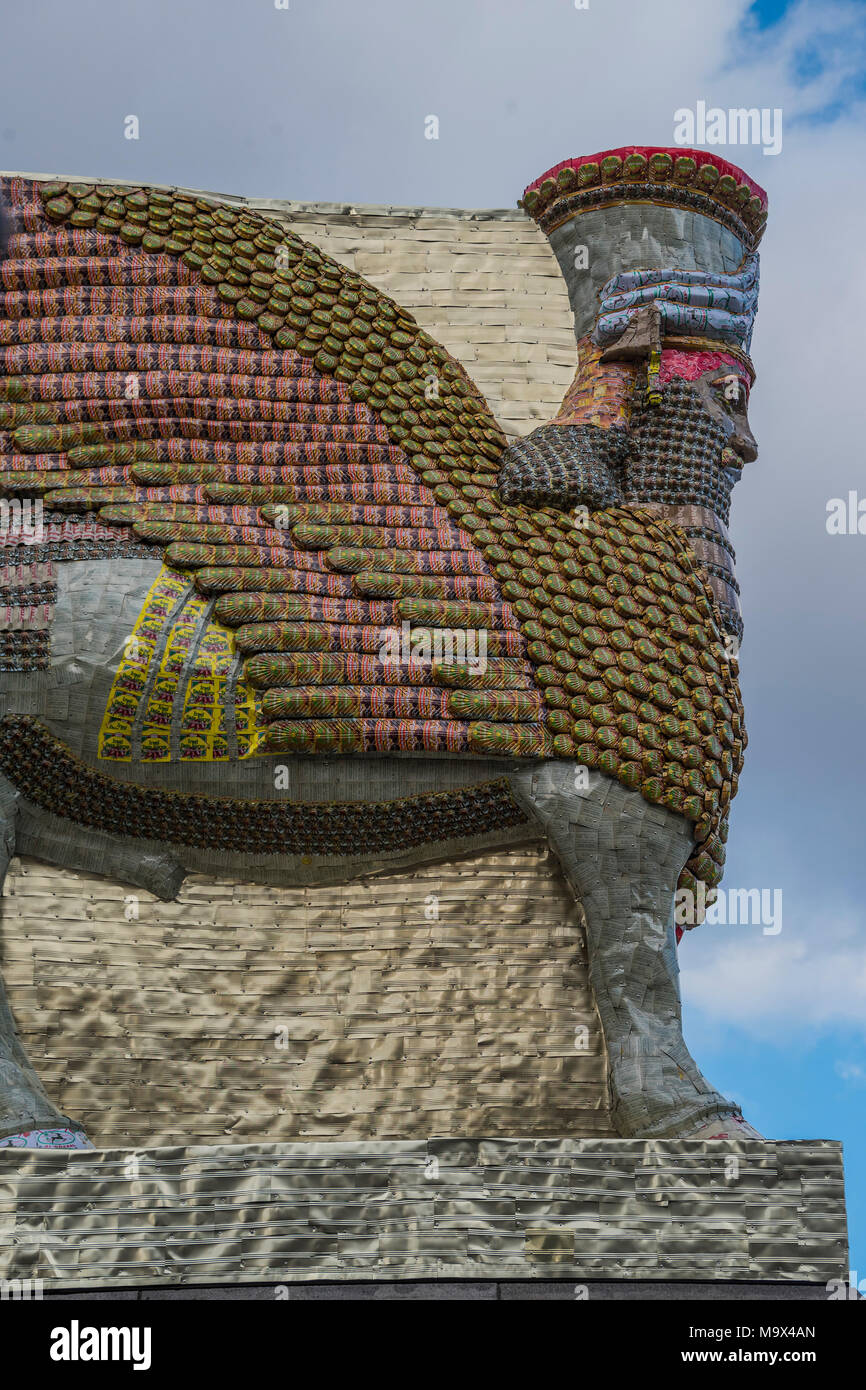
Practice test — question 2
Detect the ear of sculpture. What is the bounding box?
[496,421,628,512]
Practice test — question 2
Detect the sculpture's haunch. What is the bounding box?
[0,145,767,1146]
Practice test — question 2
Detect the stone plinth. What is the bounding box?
[0,1138,847,1291]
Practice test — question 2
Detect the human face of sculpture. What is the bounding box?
[692,367,758,476]
[625,353,757,526]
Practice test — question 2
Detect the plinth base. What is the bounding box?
[0,1138,847,1291]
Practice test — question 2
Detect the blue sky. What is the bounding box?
[2,0,865,1284]
[752,0,797,21]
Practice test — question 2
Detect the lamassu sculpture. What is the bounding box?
[0,145,766,1148]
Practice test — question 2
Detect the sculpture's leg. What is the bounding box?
[509,762,757,1139]
[0,776,91,1149]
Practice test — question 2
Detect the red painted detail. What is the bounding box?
[524,146,767,205]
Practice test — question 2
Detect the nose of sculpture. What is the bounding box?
[732,416,758,466]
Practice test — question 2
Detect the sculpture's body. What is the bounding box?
[0,147,767,1149]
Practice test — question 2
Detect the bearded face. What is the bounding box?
[497,354,756,522]
[694,369,757,469]
[495,350,756,641]
[625,362,757,526]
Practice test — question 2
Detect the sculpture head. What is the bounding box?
[669,353,757,470]
[501,146,768,639]
[627,346,758,516]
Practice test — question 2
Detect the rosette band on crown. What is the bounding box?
[521,146,768,249]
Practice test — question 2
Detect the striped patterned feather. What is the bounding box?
[263,720,475,754]
[396,599,516,630]
[352,572,498,600]
[262,689,456,720]
[324,548,486,576]
[234,621,523,660]
[236,622,404,655]
[194,567,356,595]
[259,503,452,528]
[213,594,402,625]
[244,653,533,690]
[99,505,268,525]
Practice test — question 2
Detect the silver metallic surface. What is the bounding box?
[509,763,736,1138]
[0,1138,847,1288]
[548,205,747,342]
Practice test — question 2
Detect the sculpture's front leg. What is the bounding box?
[0,774,90,1148]
[510,761,752,1139]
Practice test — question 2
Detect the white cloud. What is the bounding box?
[670,0,866,1050]
[681,909,866,1037]
[730,0,866,118]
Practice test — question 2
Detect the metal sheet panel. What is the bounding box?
[0,1138,847,1288]
[1,847,613,1145]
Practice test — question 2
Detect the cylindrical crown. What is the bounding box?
[521,146,768,347]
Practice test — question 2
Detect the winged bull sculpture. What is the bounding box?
[0,145,768,1146]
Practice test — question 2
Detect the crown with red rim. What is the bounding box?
[521,146,768,249]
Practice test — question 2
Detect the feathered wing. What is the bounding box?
[0,174,742,907]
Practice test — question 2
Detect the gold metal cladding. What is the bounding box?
[0,847,611,1147]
